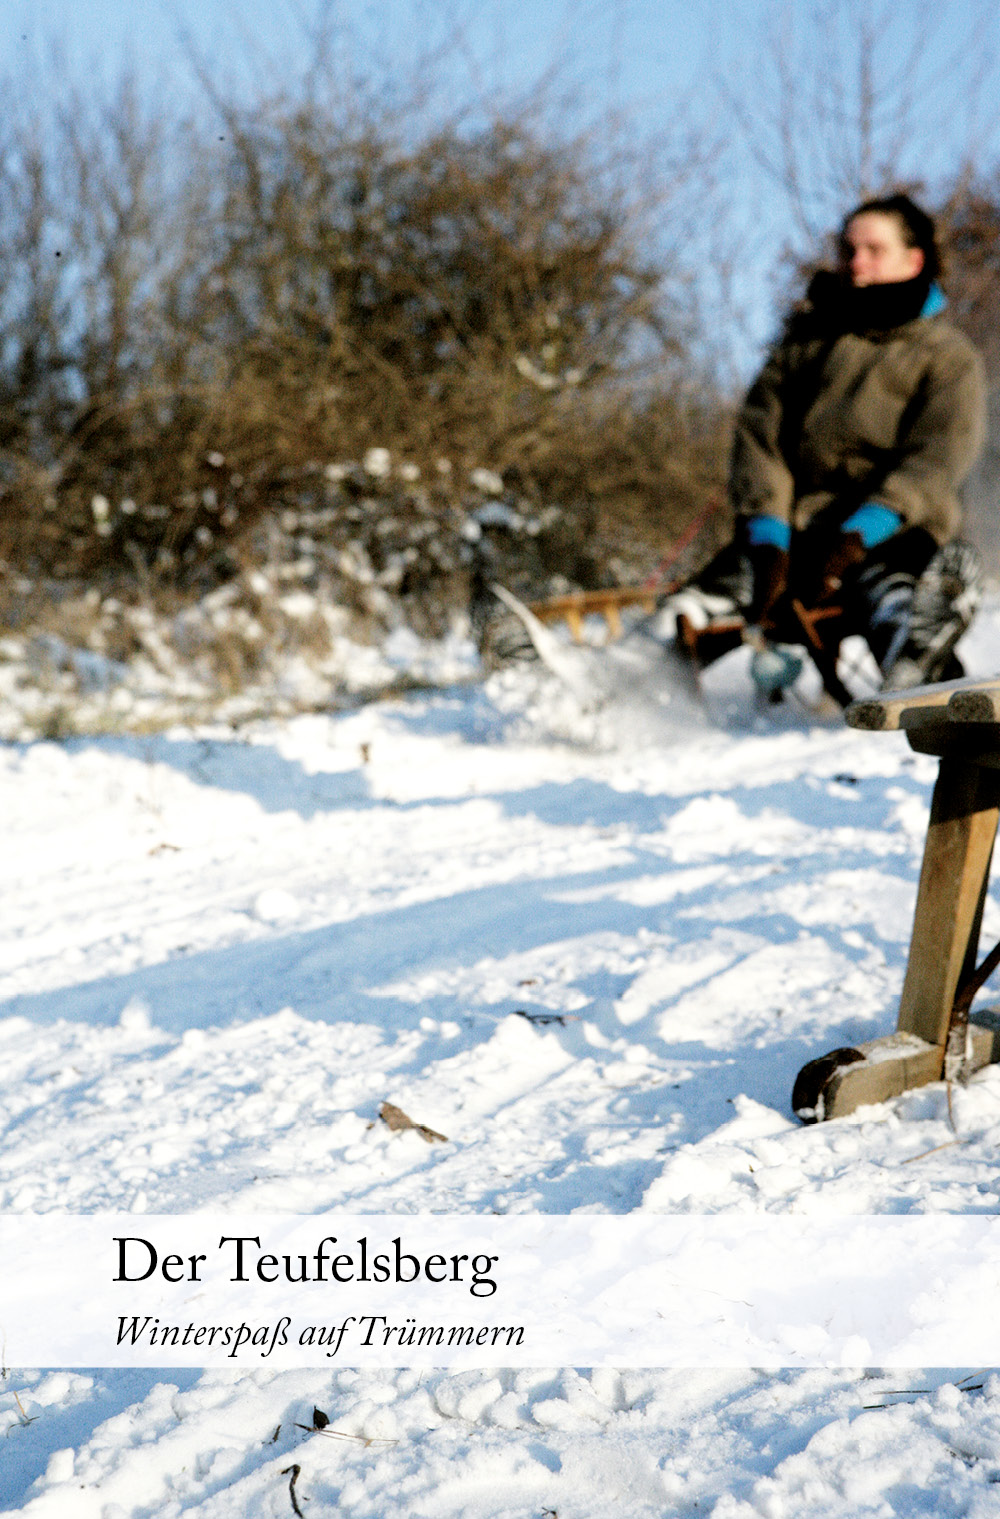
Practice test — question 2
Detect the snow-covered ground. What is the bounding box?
[8,1365,1000,1518]
[4,610,1000,1515]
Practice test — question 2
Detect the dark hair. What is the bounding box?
[840,193,942,283]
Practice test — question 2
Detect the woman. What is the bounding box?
[675,193,987,695]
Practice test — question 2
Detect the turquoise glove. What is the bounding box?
[745,516,792,550]
[840,503,901,549]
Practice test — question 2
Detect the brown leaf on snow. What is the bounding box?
[378,1101,448,1143]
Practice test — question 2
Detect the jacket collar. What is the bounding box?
[920,282,947,318]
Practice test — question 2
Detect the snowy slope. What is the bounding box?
[3,610,1000,1514]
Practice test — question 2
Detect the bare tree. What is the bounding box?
[719,0,1000,257]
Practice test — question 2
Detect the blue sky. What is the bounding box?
[10,1,711,108]
[6,1,999,372]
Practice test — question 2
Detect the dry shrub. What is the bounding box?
[0,54,728,632]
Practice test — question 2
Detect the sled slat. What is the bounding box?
[846,676,1000,732]
[563,607,584,642]
[949,686,1000,723]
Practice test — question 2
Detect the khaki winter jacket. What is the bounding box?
[730,305,986,544]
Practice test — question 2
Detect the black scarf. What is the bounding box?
[804,268,934,336]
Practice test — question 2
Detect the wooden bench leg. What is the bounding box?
[897,758,1000,1048]
[793,756,1000,1121]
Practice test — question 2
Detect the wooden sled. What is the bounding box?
[792,675,1000,1121]
[524,561,865,708]
[524,503,722,645]
[527,586,661,643]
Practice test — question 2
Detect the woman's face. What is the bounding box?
[842,212,926,287]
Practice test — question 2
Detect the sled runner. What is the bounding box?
[792,675,1000,1122]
